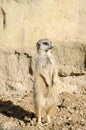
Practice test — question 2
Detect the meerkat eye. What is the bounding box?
[43,42,49,46]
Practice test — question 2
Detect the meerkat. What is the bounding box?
[34,39,59,126]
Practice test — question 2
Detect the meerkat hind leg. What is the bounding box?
[46,105,54,125]
[36,106,42,126]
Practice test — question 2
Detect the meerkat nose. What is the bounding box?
[49,45,54,49]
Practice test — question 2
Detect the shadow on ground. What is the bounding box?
[0,100,35,124]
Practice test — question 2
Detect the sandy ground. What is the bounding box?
[0,75,86,130]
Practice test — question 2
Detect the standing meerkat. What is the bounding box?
[34,39,58,126]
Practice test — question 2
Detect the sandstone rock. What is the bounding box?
[0,0,86,48]
[0,48,34,97]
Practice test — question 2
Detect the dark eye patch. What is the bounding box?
[43,42,49,45]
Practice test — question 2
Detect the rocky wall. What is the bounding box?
[0,0,86,48]
[0,42,86,98]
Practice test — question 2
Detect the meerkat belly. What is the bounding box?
[40,77,49,98]
[43,64,53,97]
[34,75,48,97]
[45,63,53,83]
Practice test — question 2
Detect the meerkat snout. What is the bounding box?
[36,39,53,52]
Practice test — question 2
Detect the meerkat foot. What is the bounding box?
[47,115,51,124]
[36,115,42,127]
[37,122,42,127]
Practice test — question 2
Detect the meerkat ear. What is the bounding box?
[36,42,40,50]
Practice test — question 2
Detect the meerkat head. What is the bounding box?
[36,39,53,53]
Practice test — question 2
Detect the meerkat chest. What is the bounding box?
[38,52,54,75]
[43,56,54,74]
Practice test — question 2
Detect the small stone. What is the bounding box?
[77,128,83,130]
[80,111,83,116]
[19,120,25,127]
[62,128,68,130]
[80,119,85,126]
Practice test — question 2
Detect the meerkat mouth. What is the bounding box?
[50,46,54,49]
[45,46,54,52]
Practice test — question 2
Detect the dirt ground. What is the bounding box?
[0,75,86,130]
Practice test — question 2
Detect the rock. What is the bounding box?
[0,0,86,48]
[0,48,34,97]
